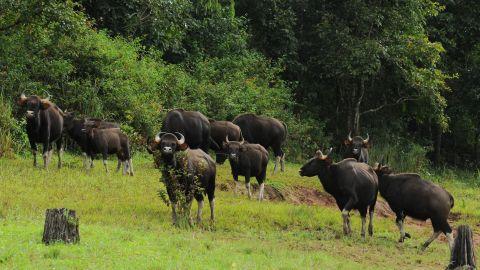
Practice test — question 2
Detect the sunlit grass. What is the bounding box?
[0,154,479,269]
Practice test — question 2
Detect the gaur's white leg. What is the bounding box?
[396,220,406,242]
[171,203,178,225]
[82,152,89,170]
[90,157,94,168]
[43,152,50,169]
[116,159,122,174]
[258,183,265,201]
[368,211,374,236]
[128,159,134,176]
[342,209,351,235]
[122,160,128,175]
[446,232,454,251]
[197,200,204,224]
[273,156,281,174]
[57,148,63,169]
[103,159,109,173]
[280,153,285,172]
[361,216,366,238]
[209,198,215,221]
[422,231,441,250]
[245,182,252,199]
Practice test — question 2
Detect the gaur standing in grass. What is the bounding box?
[299,148,378,238]
[223,136,269,200]
[17,94,64,169]
[374,163,455,250]
[148,132,216,225]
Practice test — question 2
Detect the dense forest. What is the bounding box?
[1,0,479,170]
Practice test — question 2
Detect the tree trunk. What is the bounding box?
[42,208,79,245]
[352,79,365,135]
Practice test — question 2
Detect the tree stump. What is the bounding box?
[42,208,80,245]
[447,225,476,270]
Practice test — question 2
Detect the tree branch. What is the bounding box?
[360,96,419,116]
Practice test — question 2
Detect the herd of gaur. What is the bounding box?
[15,94,456,251]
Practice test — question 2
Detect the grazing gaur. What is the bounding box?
[148,132,216,225]
[161,109,218,153]
[223,136,269,200]
[17,94,64,169]
[209,119,243,164]
[232,113,287,174]
[299,149,378,238]
[63,112,119,170]
[83,126,133,175]
[374,163,454,250]
[344,132,370,163]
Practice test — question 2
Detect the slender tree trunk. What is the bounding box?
[352,79,365,135]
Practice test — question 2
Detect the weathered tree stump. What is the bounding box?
[447,225,476,270]
[42,208,79,245]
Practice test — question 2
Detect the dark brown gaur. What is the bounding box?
[149,132,216,225]
[344,131,370,163]
[18,94,64,169]
[223,134,268,200]
[300,148,378,238]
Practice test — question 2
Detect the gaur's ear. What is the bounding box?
[343,139,351,146]
[146,145,154,154]
[178,143,188,151]
[17,94,27,106]
[222,141,228,149]
[363,141,371,148]
[40,99,51,109]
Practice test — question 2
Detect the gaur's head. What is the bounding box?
[299,148,333,177]
[63,111,77,131]
[344,132,369,157]
[373,162,393,177]
[223,135,245,163]
[147,132,187,158]
[17,94,52,119]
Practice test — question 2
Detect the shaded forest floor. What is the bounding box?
[1,154,479,269]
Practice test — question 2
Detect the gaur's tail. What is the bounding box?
[448,192,454,209]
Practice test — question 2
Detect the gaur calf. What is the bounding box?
[223,136,269,200]
[148,132,216,225]
[232,113,287,174]
[17,94,64,169]
[63,112,119,170]
[84,127,133,176]
[209,119,243,164]
[344,132,370,163]
[299,149,378,238]
[374,163,454,250]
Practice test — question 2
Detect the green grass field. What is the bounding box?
[1,154,479,269]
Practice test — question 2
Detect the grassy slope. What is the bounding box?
[1,154,479,269]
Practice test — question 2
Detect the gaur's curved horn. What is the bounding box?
[326,147,333,156]
[175,132,185,145]
[225,135,230,143]
[315,150,324,159]
[363,133,370,144]
[154,132,166,143]
[239,133,244,145]
[348,131,353,142]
